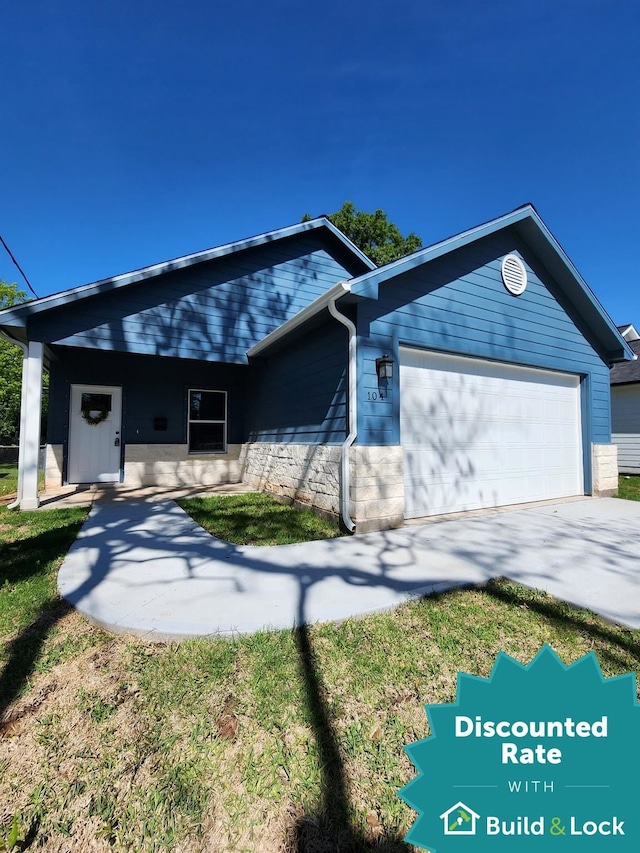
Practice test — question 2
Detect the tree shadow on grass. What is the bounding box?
[0,511,87,722]
[286,577,640,852]
[0,518,84,587]
[483,578,640,671]
[287,584,411,853]
[31,497,640,850]
[181,495,342,546]
[0,598,71,722]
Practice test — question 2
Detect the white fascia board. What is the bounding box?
[248,281,352,357]
[319,219,377,270]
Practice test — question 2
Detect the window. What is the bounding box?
[188,390,227,453]
[80,393,112,414]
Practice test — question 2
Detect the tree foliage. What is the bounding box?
[303,201,422,266]
[0,280,48,445]
[0,280,27,309]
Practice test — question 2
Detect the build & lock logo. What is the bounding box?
[398,646,640,850]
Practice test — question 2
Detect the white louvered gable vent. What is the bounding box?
[501,254,527,295]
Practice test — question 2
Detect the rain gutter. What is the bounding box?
[327,286,357,533]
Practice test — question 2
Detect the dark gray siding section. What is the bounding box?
[247,320,348,444]
[30,234,355,363]
[47,348,251,445]
[611,385,640,473]
[357,229,612,450]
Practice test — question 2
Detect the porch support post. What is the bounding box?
[20,340,44,510]
[15,347,29,505]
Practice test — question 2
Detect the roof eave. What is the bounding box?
[347,204,633,364]
[348,204,539,299]
[511,214,634,363]
[248,281,354,358]
[0,217,375,326]
[607,349,636,365]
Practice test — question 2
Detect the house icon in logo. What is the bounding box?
[439,802,480,835]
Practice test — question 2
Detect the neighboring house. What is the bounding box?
[610,324,640,473]
[0,205,633,531]
[618,323,640,343]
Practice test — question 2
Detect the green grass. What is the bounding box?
[0,503,98,719]
[0,505,88,637]
[2,580,637,853]
[0,462,45,499]
[618,474,640,501]
[0,463,18,498]
[178,492,343,545]
[1,487,640,851]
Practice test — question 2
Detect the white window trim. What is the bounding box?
[187,389,228,454]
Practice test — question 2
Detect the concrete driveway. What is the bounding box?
[57,496,640,640]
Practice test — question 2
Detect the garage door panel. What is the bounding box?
[501,448,527,471]
[400,348,583,518]
[405,478,487,516]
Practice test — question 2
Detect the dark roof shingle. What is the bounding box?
[611,339,640,384]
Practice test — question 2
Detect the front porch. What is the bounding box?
[32,481,254,511]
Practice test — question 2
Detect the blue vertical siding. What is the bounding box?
[29,234,357,363]
[247,320,348,444]
[356,230,611,466]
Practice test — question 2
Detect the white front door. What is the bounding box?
[68,384,123,483]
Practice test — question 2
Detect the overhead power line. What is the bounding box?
[0,233,39,299]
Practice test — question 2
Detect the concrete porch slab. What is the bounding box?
[38,482,255,510]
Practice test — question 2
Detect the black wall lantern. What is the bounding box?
[375,353,394,380]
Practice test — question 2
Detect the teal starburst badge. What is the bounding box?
[398,645,640,851]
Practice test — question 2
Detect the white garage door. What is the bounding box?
[400,348,584,518]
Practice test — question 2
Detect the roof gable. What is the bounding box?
[347,204,632,365]
[251,206,633,366]
[0,219,375,363]
[0,218,375,330]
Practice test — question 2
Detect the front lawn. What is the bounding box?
[1,500,639,852]
[618,474,640,501]
[0,505,88,637]
[178,492,343,545]
[0,463,45,501]
[0,463,18,498]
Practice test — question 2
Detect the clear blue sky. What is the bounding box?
[2,1,638,325]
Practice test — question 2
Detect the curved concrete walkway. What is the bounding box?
[57,495,640,640]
